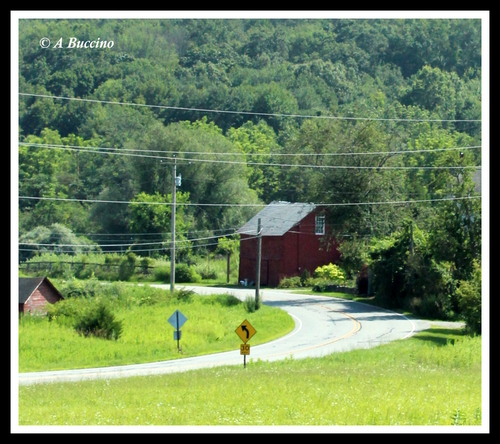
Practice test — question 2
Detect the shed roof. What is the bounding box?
[237,201,316,237]
[19,277,63,304]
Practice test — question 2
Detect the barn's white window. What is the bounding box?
[315,215,325,235]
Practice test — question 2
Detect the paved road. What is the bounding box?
[18,286,434,385]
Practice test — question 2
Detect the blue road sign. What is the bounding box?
[168,310,187,329]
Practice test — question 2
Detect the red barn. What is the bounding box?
[237,201,340,287]
[19,277,64,314]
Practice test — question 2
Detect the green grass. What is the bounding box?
[18,285,294,372]
[18,329,482,426]
[17,280,482,427]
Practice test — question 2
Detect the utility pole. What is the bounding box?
[255,218,262,308]
[410,220,414,256]
[170,158,179,293]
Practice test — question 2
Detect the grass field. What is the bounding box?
[17,328,481,427]
[16,281,483,428]
[18,284,294,372]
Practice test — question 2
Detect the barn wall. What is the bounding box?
[238,235,283,287]
[295,212,340,276]
[279,212,339,280]
[238,211,340,287]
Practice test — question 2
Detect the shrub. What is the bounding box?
[244,295,261,312]
[314,263,345,284]
[214,294,241,307]
[457,260,481,334]
[47,297,83,326]
[59,275,101,298]
[175,263,202,283]
[198,266,219,280]
[173,288,194,302]
[278,276,302,288]
[356,265,370,295]
[153,265,171,282]
[312,281,329,292]
[140,257,154,274]
[118,252,137,281]
[405,294,454,320]
[300,269,312,287]
[74,301,123,340]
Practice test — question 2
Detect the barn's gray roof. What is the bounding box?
[237,201,316,237]
[18,277,63,304]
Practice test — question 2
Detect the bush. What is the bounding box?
[356,265,370,295]
[300,269,312,287]
[198,266,219,280]
[175,263,202,283]
[314,263,345,284]
[173,288,195,302]
[74,301,123,340]
[405,294,454,320]
[244,295,261,313]
[59,275,101,298]
[153,265,171,282]
[278,276,302,288]
[457,260,481,334]
[118,252,137,281]
[47,297,82,326]
[140,257,154,274]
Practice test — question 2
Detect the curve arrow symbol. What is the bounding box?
[241,325,249,339]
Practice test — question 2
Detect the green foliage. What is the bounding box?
[244,295,261,313]
[314,263,345,283]
[58,275,102,299]
[369,222,462,319]
[197,266,219,280]
[18,19,482,322]
[216,236,239,256]
[153,265,171,283]
[73,301,123,341]
[118,252,137,281]
[18,223,99,262]
[277,270,314,288]
[172,287,195,302]
[201,294,241,307]
[355,265,370,295]
[337,235,369,279]
[456,260,481,334]
[21,288,294,372]
[174,263,202,283]
[277,276,303,289]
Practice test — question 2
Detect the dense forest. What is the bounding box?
[17,18,483,325]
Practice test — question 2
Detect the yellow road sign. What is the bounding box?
[240,344,251,355]
[235,319,256,343]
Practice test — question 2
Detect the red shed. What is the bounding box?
[237,201,340,287]
[19,277,64,314]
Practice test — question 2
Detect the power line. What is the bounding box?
[19,142,480,170]
[19,195,481,208]
[18,230,250,249]
[19,92,482,123]
[19,234,261,255]
[19,141,482,158]
[51,226,245,238]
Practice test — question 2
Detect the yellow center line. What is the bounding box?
[258,305,361,359]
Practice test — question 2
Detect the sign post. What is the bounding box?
[235,319,256,368]
[168,309,187,351]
